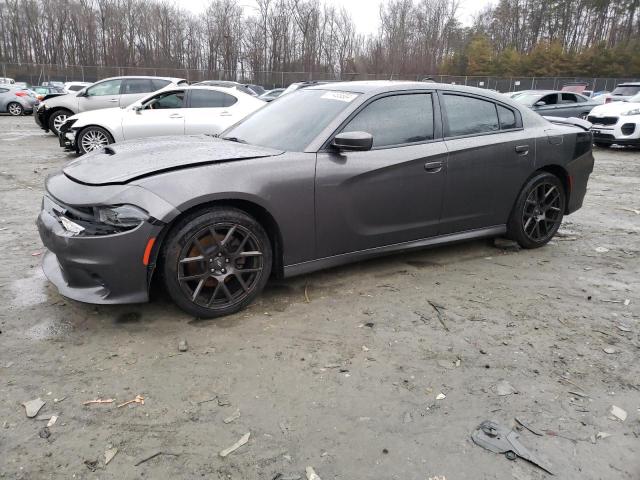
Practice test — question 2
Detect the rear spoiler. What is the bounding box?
[542,116,592,131]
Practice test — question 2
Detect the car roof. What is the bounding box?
[306,80,531,102]
[616,82,640,86]
[97,76,186,82]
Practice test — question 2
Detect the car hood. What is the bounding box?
[43,92,77,109]
[63,136,283,185]
[589,101,640,116]
[70,107,122,125]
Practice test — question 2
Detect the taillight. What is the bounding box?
[15,91,27,97]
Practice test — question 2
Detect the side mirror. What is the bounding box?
[534,101,546,107]
[132,105,143,114]
[331,131,373,151]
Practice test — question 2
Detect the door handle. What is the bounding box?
[220,111,232,116]
[515,145,529,155]
[108,99,118,103]
[169,114,183,119]
[424,161,443,173]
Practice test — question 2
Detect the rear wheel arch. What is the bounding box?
[47,107,74,134]
[150,199,285,287]
[536,164,570,212]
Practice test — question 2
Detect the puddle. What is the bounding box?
[9,269,48,307]
[25,316,74,340]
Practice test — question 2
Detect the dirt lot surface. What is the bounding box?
[0,115,638,480]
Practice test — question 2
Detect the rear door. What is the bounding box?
[183,89,242,135]
[118,78,161,107]
[121,89,186,140]
[77,79,123,112]
[439,92,534,234]
[315,91,447,257]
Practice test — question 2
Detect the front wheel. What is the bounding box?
[7,102,23,116]
[77,126,113,154]
[48,109,72,135]
[162,207,272,318]
[507,172,565,249]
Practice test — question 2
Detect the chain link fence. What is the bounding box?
[2,62,637,92]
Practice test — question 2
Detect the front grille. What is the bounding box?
[588,115,618,126]
[621,123,636,135]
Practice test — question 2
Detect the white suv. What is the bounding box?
[588,92,640,147]
[35,76,187,135]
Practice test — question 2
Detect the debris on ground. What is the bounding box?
[46,415,57,427]
[22,398,45,418]
[428,301,449,332]
[436,393,446,400]
[514,417,543,436]
[495,380,518,396]
[594,246,609,253]
[84,459,98,472]
[223,408,241,424]
[117,394,144,408]
[83,398,114,405]
[403,412,413,423]
[217,395,231,406]
[104,447,118,465]
[471,420,553,475]
[603,347,616,354]
[134,451,180,466]
[306,466,322,480]
[493,237,521,251]
[53,396,67,403]
[609,405,627,422]
[219,432,250,457]
[38,426,50,439]
[596,432,611,440]
[178,339,188,352]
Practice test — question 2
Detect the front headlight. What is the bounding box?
[621,108,640,116]
[96,205,149,229]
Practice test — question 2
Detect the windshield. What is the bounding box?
[611,85,640,96]
[513,93,542,105]
[222,89,360,151]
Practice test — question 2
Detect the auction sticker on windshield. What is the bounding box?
[321,91,358,102]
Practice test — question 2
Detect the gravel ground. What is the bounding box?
[0,115,639,480]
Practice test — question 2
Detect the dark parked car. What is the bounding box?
[513,90,600,118]
[37,82,594,318]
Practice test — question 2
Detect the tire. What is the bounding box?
[47,109,72,136]
[7,102,23,116]
[161,207,273,318]
[594,142,611,148]
[77,126,113,154]
[507,172,566,249]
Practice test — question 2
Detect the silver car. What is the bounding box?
[35,76,187,135]
[0,85,38,115]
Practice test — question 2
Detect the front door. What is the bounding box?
[121,90,186,140]
[315,92,447,258]
[77,79,123,112]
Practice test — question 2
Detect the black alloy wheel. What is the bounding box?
[162,208,272,318]
[508,172,565,248]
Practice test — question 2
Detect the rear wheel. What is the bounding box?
[7,102,23,116]
[162,207,272,318]
[77,126,113,154]
[48,109,72,135]
[507,172,565,249]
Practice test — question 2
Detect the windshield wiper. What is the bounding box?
[221,136,247,144]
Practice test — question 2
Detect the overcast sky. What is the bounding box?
[177,0,495,34]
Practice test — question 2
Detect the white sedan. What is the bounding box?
[587,92,640,147]
[59,85,265,154]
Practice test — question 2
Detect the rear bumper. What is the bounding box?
[565,132,595,215]
[37,207,161,304]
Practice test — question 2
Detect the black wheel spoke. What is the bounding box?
[235,273,248,292]
[180,255,205,264]
[221,225,237,248]
[191,278,207,301]
[238,251,262,257]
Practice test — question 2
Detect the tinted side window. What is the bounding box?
[190,89,238,108]
[151,79,171,90]
[540,93,558,105]
[561,93,578,103]
[443,94,499,137]
[123,79,153,94]
[497,105,517,130]
[144,91,185,109]
[86,79,122,96]
[68,85,83,91]
[341,93,434,148]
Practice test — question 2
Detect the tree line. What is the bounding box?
[0,0,638,81]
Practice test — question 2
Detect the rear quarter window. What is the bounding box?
[443,94,500,137]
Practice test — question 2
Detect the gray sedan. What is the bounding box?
[37,82,594,318]
[0,85,38,115]
[513,90,600,118]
